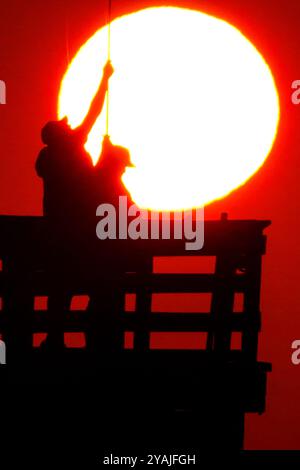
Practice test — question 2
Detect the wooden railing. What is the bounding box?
[0,215,270,360]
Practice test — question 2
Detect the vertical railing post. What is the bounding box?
[134,255,153,351]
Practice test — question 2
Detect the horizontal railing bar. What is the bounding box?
[0,273,249,295]
[0,311,260,333]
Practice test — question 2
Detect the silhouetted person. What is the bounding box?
[94,134,134,206]
[86,136,135,352]
[35,61,114,351]
[36,60,114,219]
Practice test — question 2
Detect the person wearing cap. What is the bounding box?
[94,134,135,208]
[36,60,114,219]
[86,136,135,353]
[35,61,114,351]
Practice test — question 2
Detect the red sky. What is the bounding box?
[1,0,300,450]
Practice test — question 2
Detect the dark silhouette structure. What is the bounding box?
[0,213,271,462]
[0,59,273,461]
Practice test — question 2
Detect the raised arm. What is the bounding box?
[76,61,114,139]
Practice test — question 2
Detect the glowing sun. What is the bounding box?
[58,7,280,210]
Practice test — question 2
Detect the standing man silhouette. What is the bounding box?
[36,60,114,219]
[36,61,114,351]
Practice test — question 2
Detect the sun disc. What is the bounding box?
[58,7,280,210]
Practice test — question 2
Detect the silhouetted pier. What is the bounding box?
[0,215,271,459]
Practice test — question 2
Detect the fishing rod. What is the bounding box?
[105,0,112,137]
